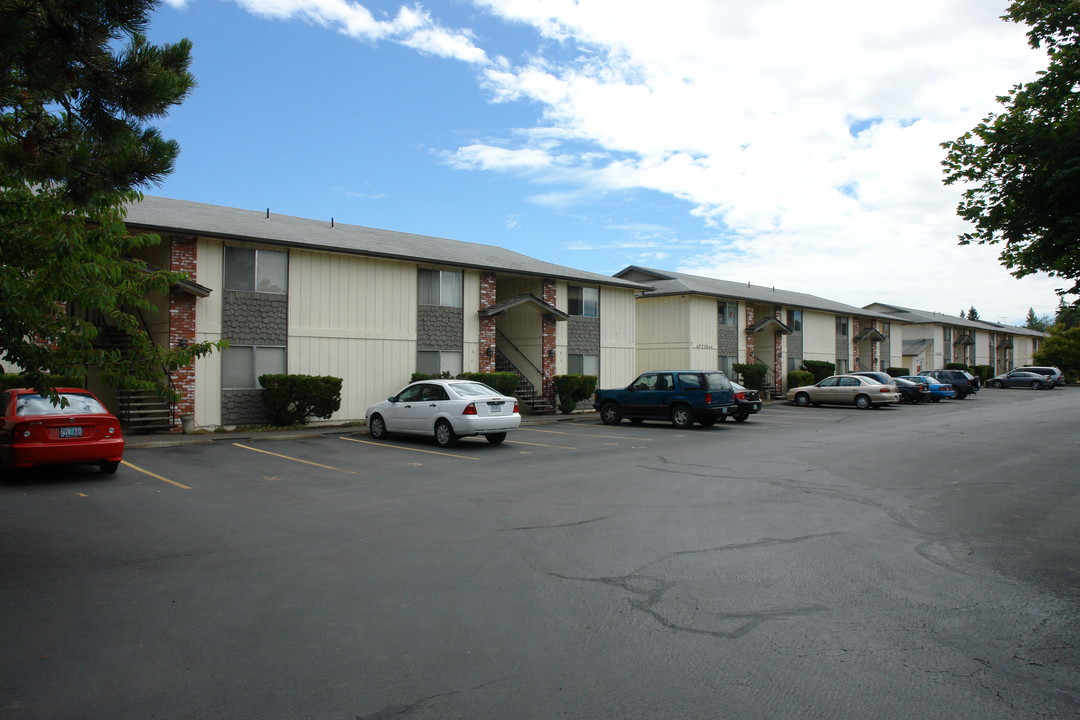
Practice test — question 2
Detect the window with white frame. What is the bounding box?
[569,353,599,376]
[718,301,736,326]
[568,286,599,317]
[222,345,286,389]
[836,316,849,336]
[417,350,462,376]
[418,269,463,307]
[224,247,288,294]
[787,309,802,332]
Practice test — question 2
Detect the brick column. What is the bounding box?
[169,236,198,430]
[774,306,783,388]
[542,278,557,405]
[745,304,756,362]
[479,272,497,373]
[851,317,861,370]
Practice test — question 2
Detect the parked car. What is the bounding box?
[786,374,901,409]
[920,369,979,399]
[0,388,124,474]
[987,370,1056,390]
[1009,366,1065,387]
[723,381,763,422]
[593,370,736,427]
[850,371,926,404]
[366,379,521,447]
[898,375,955,402]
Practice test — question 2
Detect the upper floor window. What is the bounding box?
[569,286,599,317]
[787,309,802,332]
[718,301,737,326]
[224,247,288,294]
[836,316,849,336]
[418,269,463,307]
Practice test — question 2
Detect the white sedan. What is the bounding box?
[365,379,521,447]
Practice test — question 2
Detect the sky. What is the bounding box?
[145,0,1064,326]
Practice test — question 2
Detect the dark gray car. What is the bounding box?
[988,370,1055,390]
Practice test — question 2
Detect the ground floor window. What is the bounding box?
[718,355,737,377]
[836,358,849,374]
[569,353,599,376]
[222,345,286,389]
[417,350,462,376]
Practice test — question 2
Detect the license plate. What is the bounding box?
[60,426,83,438]
[488,403,503,413]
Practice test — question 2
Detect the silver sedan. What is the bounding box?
[786,374,901,409]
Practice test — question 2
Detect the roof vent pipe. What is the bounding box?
[266,208,269,219]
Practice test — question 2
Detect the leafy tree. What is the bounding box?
[1034,324,1080,378]
[968,306,981,321]
[941,0,1080,300]
[1,0,218,400]
[1055,299,1080,329]
[1024,307,1051,330]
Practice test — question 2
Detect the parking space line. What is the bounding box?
[506,439,577,449]
[519,427,653,441]
[233,443,358,473]
[339,436,479,460]
[122,460,191,490]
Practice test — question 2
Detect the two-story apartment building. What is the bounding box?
[108,196,647,430]
[613,267,903,394]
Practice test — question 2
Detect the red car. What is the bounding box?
[0,388,124,474]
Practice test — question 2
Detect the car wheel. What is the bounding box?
[854,394,872,410]
[600,402,622,425]
[1030,381,1042,390]
[368,414,387,439]
[734,414,750,423]
[670,404,694,429]
[100,460,119,474]
[434,419,458,447]
[991,380,1003,389]
[794,392,811,407]
[486,432,507,444]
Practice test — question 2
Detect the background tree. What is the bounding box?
[1034,325,1080,379]
[1024,307,1051,331]
[968,306,981,321]
[1,0,218,398]
[1055,299,1080,329]
[942,0,1080,300]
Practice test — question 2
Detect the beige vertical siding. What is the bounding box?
[599,286,637,387]
[194,238,223,428]
[633,296,691,373]
[802,310,836,362]
[463,270,481,372]
[289,250,417,421]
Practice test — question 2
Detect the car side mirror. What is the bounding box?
[388,396,398,403]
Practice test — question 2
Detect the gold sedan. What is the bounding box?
[786,374,901,409]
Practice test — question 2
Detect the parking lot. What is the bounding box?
[2,389,1079,719]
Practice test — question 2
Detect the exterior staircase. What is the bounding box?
[495,351,554,414]
[117,390,174,433]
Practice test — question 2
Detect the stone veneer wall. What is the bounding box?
[568,316,599,354]
[417,305,464,350]
[221,290,288,426]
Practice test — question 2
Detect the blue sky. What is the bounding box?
[146,0,1061,324]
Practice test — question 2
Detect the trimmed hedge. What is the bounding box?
[411,371,452,382]
[801,360,835,382]
[787,370,814,389]
[970,365,994,383]
[733,363,768,391]
[458,372,519,397]
[553,375,597,414]
[885,367,910,377]
[259,374,342,426]
[945,362,968,370]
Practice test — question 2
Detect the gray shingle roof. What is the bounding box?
[123,196,650,290]
[865,302,1048,338]
[615,266,900,321]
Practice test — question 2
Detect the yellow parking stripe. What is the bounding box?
[339,436,478,460]
[520,427,653,441]
[122,460,191,490]
[232,443,357,473]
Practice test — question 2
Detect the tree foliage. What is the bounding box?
[1034,324,1080,378]
[0,0,218,399]
[941,0,1080,299]
[1025,307,1051,330]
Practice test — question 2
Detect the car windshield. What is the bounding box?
[703,373,733,391]
[15,393,108,416]
[448,382,501,398]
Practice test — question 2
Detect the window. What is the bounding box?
[718,301,737,326]
[718,355,736,377]
[222,345,286,389]
[836,359,849,374]
[417,350,462,376]
[569,353,599,376]
[787,309,802,332]
[836,316,849,336]
[569,286,599,317]
[418,269,462,307]
[224,247,288,293]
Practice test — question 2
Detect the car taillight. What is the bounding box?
[512,401,519,413]
[107,425,117,435]
[879,387,892,393]
[462,403,477,415]
[11,423,32,442]
[705,393,712,404]
[734,391,747,401]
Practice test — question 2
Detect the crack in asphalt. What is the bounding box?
[498,514,615,531]
[356,677,510,719]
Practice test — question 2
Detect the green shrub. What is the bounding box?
[458,372,519,397]
[885,367,909,377]
[733,363,768,391]
[553,375,598,414]
[970,365,994,382]
[945,362,968,370]
[259,374,342,426]
[787,370,814,388]
[410,371,451,382]
[801,360,835,382]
